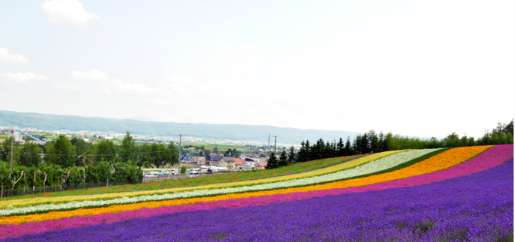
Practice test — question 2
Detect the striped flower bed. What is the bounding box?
[0,151,401,210]
[0,146,489,217]
[0,149,440,216]
[0,145,511,240]
[3,149,512,241]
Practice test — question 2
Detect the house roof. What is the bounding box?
[223,157,235,162]
[234,158,243,165]
[258,162,267,167]
[210,155,224,161]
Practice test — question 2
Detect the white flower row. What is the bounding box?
[0,149,440,216]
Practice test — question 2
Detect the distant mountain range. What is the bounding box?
[0,110,361,145]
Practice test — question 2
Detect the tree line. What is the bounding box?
[0,131,181,196]
[267,120,514,169]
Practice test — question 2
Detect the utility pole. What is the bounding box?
[10,128,13,177]
[272,136,277,153]
[274,136,277,153]
[268,133,270,150]
[178,134,182,176]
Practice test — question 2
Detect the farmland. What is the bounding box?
[0,145,512,241]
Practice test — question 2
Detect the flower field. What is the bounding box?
[0,145,512,241]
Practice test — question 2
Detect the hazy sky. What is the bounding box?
[0,0,513,138]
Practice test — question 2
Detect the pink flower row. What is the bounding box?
[2,145,512,239]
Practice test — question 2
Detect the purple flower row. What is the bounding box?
[3,146,512,241]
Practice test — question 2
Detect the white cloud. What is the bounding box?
[71,69,168,96]
[0,72,49,88]
[71,69,109,81]
[41,0,100,25]
[0,72,48,82]
[0,48,30,64]
[112,79,157,94]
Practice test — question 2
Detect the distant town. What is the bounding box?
[0,126,296,147]
[0,126,299,170]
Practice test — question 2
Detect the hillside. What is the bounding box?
[0,145,512,240]
[0,110,359,144]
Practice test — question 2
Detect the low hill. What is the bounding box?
[0,110,359,144]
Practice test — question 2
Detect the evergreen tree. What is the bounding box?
[296,140,311,162]
[378,132,384,152]
[344,137,352,156]
[278,150,288,167]
[332,141,337,157]
[325,141,332,158]
[337,138,344,156]
[266,152,279,169]
[369,130,379,153]
[360,133,369,154]
[311,139,325,160]
[288,146,295,164]
[305,140,311,161]
[353,135,362,154]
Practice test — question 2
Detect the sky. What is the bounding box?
[0,0,513,139]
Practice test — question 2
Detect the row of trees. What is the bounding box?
[265,150,293,169]
[267,120,514,168]
[0,131,176,196]
[1,131,180,169]
[0,161,144,197]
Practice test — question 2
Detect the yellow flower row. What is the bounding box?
[0,146,490,225]
[0,151,401,209]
